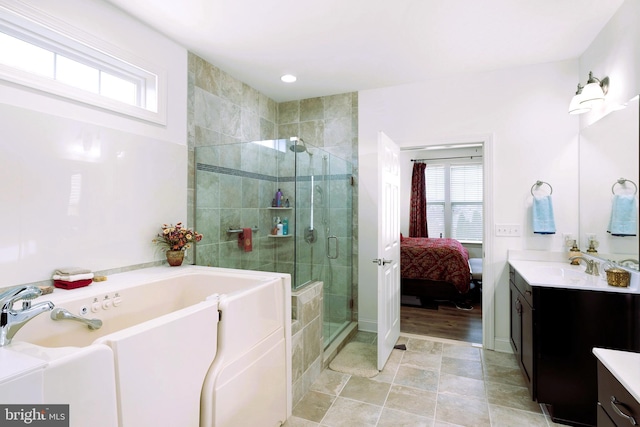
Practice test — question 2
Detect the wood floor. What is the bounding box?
[400,297,482,344]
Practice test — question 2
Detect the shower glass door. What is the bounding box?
[294,146,353,348]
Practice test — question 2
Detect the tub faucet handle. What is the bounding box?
[0,285,54,346]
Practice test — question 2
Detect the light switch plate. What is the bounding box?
[495,223,521,237]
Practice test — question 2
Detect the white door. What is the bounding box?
[376,131,401,370]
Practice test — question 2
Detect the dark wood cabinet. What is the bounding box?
[509,266,640,427]
[509,267,535,396]
[597,360,640,426]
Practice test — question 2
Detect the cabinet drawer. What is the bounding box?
[598,362,640,426]
[510,267,533,306]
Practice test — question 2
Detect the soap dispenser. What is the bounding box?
[568,239,581,264]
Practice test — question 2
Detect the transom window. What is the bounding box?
[0,5,164,124]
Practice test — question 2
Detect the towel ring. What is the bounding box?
[531,180,553,196]
[612,178,638,195]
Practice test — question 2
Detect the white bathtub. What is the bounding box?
[1,265,292,427]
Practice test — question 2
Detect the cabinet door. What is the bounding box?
[597,403,618,427]
[521,297,534,391]
[509,282,521,356]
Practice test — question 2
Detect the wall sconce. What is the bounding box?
[568,71,609,115]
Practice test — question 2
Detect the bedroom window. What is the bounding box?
[425,163,483,242]
[0,6,165,124]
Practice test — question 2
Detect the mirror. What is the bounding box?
[579,96,639,270]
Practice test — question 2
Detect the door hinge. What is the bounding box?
[349,299,354,309]
[218,310,222,321]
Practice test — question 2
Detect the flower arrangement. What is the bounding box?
[153,222,203,252]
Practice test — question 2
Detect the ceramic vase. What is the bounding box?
[166,250,184,266]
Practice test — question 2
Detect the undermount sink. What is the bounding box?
[535,266,589,280]
[510,260,607,289]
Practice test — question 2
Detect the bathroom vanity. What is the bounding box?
[509,257,640,427]
[593,348,640,427]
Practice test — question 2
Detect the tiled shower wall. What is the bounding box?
[187,52,358,402]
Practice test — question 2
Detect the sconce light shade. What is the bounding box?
[568,72,609,115]
[568,84,591,115]
[579,82,605,105]
[569,95,590,115]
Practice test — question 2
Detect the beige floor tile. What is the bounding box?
[376,408,434,426]
[435,393,491,427]
[400,350,442,371]
[438,372,486,400]
[433,422,465,427]
[339,376,391,406]
[394,365,440,392]
[434,422,466,427]
[384,384,437,418]
[292,391,336,423]
[485,381,541,413]
[443,344,482,361]
[483,363,527,387]
[320,397,382,427]
[294,334,548,426]
[283,415,322,426]
[488,404,548,427]
[481,349,519,369]
[441,356,484,380]
[310,369,350,396]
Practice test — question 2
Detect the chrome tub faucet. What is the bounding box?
[0,285,55,346]
[569,256,600,276]
[50,307,102,330]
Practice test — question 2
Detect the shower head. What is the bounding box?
[289,138,308,153]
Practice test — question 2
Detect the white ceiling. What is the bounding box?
[105,0,624,102]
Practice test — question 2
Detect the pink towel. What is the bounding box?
[238,228,253,252]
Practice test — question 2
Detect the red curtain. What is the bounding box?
[409,162,428,237]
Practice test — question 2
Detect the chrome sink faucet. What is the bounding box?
[0,285,55,346]
[569,256,600,276]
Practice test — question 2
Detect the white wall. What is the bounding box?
[0,0,188,286]
[578,0,640,128]
[359,60,579,350]
[358,0,639,351]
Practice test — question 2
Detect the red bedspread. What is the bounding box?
[400,237,471,294]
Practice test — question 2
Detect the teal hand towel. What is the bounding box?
[607,194,637,236]
[532,195,556,234]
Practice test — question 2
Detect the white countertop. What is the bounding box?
[593,348,640,404]
[508,251,640,294]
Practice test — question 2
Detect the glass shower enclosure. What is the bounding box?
[194,137,354,348]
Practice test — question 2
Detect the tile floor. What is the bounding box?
[285,332,566,427]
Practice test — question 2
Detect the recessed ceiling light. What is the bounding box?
[281,74,297,83]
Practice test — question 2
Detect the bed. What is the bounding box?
[400,236,472,308]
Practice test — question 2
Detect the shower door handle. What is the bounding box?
[327,235,339,259]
